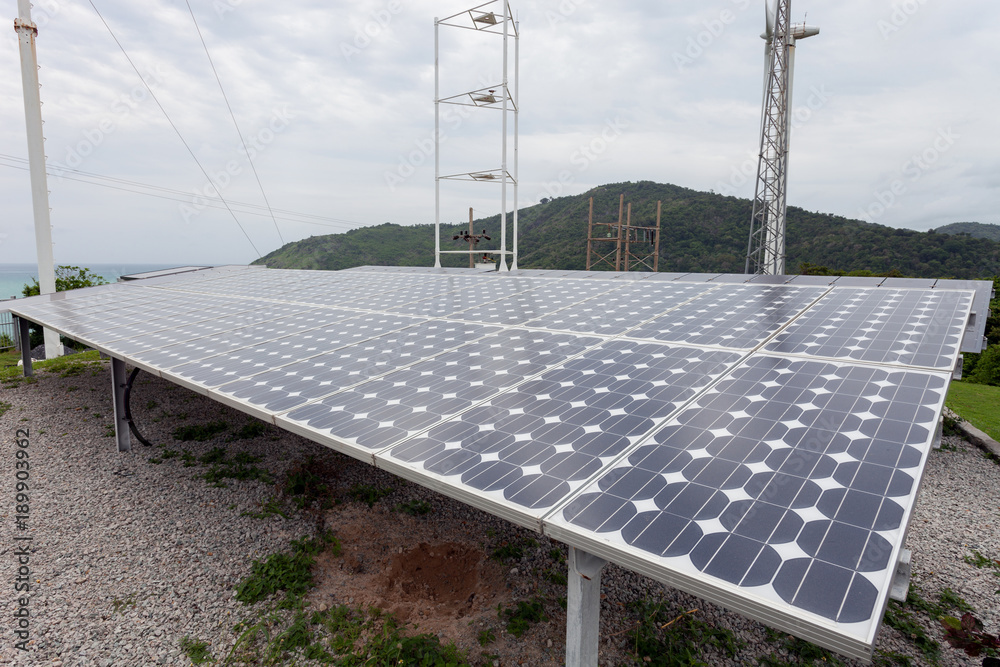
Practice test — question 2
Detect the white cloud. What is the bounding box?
[2,0,998,265]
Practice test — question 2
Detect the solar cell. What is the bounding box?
[524,282,717,335]
[379,340,742,525]
[277,329,599,460]
[764,288,971,369]
[546,354,949,654]
[626,284,827,349]
[6,264,987,661]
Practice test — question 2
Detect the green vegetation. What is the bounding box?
[476,628,496,646]
[0,401,11,418]
[500,598,547,638]
[283,456,332,509]
[21,266,108,349]
[947,381,1000,442]
[626,602,742,666]
[759,628,846,666]
[235,532,339,608]
[227,534,468,666]
[179,636,214,664]
[172,420,229,442]
[254,181,1000,279]
[346,483,394,508]
[395,499,432,516]
[879,585,984,664]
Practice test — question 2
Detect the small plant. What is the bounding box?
[547,570,567,586]
[501,598,547,638]
[235,532,339,608]
[179,636,214,664]
[111,593,137,613]
[230,420,268,440]
[284,457,330,508]
[172,420,228,442]
[395,499,432,516]
[883,599,941,662]
[103,424,115,438]
[199,446,228,464]
[347,483,393,508]
[0,401,12,418]
[964,550,1000,594]
[628,602,743,667]
[477,628,496,646]
[942,613,1000,657]
[491,542,524,563]
[242,496,289,520]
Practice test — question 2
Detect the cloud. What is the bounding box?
[2,0,999,265]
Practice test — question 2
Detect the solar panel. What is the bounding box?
[6,264,988,661]
[545,355,948,657]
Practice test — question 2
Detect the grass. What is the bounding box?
[227,534,468,666]
[627,602,743,666]
[1,349,103,387]
[946,381,1000,441]
[235,532,340,608]
[395,499,432,516]
[179,636,214,664]
[500,598,547,638]
[0,401,11,418]
[346,483,393,508]
[173,420,229,442]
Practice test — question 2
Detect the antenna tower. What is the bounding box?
[745,0,818,275]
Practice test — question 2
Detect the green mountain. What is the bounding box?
[934,222,1000,242]
[254,181,1000,280]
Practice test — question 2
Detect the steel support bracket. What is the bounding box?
[17,316,32,377]
[111,357,132,452]
[566,547,607,667]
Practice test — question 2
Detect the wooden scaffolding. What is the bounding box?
[586,194,661,272]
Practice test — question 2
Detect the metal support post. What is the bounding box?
[17,317,32,377]
[15,0,62,358]
[111,357,132,452]
[565,547,607,667]
[433,17,442,269]
[498,0,510,272]
[511,20,519,271]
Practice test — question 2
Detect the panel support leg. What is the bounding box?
[566,547,607,667]
[111,357,131,452]
[17,317,32,377]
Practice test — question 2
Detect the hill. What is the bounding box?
[935,222,1000,242]
[254,182,1000,279]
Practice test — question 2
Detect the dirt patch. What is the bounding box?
[384,542,483,617]
[307,503,520,657]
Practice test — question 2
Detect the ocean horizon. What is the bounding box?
[0,263,204,301]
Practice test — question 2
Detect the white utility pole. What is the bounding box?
[15,0,62,357]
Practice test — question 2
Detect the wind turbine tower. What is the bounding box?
[745,0,818,275]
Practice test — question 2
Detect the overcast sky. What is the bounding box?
[1,0,997,266]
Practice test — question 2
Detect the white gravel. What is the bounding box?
[1,358,998,666]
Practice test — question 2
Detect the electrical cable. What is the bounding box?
[86,0,262,258]
[0,155,364,231]
[123,366,155,447]
[184,0,285,247]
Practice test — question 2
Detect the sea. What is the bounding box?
[0,262,192,301]
[0,263,196,340]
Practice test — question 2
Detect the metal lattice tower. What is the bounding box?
[745,1,818,276]
[433,2,519,272]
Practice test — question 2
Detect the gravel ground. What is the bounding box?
[1,357,998,666]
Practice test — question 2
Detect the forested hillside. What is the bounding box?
[255,181,1000,279]
[935,222,1000,242]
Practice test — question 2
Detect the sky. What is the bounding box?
[1,0,998,266]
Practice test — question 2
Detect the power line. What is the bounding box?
[86,0,262,258]
[184,0,285,248]
[0,154,364,230]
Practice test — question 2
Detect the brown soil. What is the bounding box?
[307,504,563,664]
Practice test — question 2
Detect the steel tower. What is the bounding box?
[745,0,818,275]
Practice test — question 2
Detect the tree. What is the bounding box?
[21,265,108,297]
[21,266,108,349]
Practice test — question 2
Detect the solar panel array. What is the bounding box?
[8,265,986,660]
